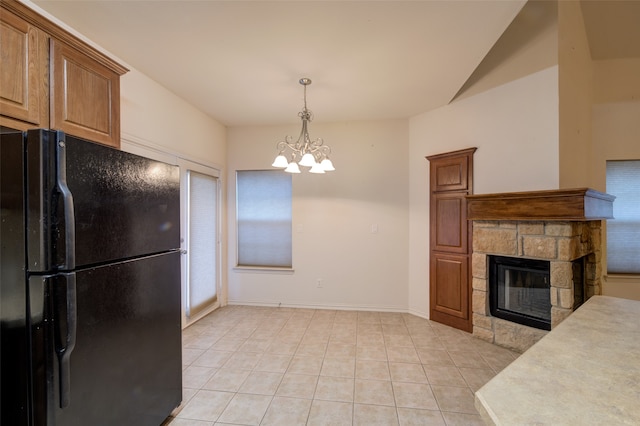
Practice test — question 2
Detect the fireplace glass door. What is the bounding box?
[489,256,551,330]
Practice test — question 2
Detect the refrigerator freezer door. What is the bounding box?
[49,252,182,426]
[64,134,180,267]
[24,129,180,272]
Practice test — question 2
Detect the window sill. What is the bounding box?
[233,266,295,274]
[604,274,640,283]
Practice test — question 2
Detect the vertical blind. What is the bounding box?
[187,170,218,317]
[606,160,640,274]
[236,170,292,268]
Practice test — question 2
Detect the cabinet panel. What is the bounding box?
[430,253,471,330]
[431,155,468,192]
[431,192,468,254]
[0,8,48,127]
[50,39,120,148]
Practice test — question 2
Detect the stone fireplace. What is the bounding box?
[466,188,614,352]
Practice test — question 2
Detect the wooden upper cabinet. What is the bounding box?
[0,0,127,148]
[431,153,469,192]
[50,39,120,148]
[0,8,48,128]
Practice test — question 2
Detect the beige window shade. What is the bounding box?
[236,170,292,268]
[606,160,640,274]
[187,170,218,317]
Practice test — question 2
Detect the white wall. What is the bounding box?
[120,68,226,166]
[227,120,410,311]
[408,66,560,318]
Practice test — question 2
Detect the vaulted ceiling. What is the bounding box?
[29,0,639,127]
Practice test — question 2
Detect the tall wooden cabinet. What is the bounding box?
[0,0,127,148]
[427,148,476,332]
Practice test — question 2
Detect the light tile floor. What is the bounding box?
[163,305,520,426]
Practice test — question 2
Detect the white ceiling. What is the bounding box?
[31,0,527,126]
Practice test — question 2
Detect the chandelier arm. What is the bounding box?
[316,144,330,155]
[275,140,289,153]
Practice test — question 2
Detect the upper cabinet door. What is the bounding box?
[50,39,121,148]
[0,9,48,128]
[430,153,470,193]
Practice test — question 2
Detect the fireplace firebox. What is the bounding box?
[489,256,551,331]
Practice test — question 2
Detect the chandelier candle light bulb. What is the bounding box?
[272,78,335,173]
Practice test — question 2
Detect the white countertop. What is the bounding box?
[475,295,640,425]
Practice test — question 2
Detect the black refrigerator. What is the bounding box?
[1,129,182,425]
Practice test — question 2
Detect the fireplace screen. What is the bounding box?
[489,256,551,330]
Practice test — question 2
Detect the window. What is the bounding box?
[606,160,640,274]
[236,170,292,268]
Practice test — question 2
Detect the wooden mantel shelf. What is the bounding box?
[466,188,615,221]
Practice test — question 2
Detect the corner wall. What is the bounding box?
[558,0,594,189]
[591,58,640,301]
[408,67,560,319]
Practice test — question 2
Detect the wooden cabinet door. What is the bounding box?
[50,39,121,148]
[430,252,470,328]
[427,148,476,333]
[431,154,469,192]
[431,192,468,254]
[0,8,48,128]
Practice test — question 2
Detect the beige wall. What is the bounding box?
[554,1,640,300]
[558,0,593,189]
[408,66,560,318]
[454,0,558,102]
[590,60,640,190]
[226,120,410,311]
[120,68,226,166]
[591,58,640,300]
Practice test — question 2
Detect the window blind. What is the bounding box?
[236,170,292,268]
[606,160,640,274]
[187,170,218,317]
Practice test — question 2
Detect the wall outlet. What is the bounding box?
[316,278,323,288]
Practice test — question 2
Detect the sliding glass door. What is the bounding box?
[180,159,221,326]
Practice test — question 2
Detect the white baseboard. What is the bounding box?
[227,299,417,315]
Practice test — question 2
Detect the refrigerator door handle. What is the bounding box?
[53,272,77,408]
[55,133,76,270]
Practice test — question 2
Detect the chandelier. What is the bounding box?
[271,78,335,174]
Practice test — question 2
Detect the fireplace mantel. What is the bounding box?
[467,188,615,221]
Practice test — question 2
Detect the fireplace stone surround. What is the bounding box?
[466,188,615,353]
